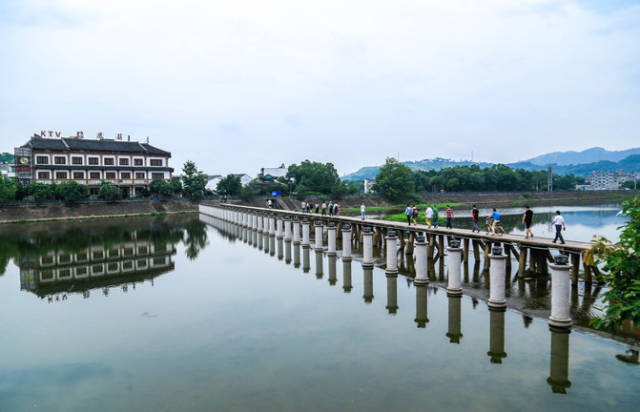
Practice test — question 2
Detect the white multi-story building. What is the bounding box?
[14,133,173,197]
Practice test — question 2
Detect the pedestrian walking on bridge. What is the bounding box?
[425,205,433,227]
[360,203,366,220]
[433,204,439,228]
[405,205,412,226]
[550,211,566,244]
[445,206,454,229]
[471,205,480,233]
[523,206,534,238]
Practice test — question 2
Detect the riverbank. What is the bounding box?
[340,190,635,216]
[0,199,198,224]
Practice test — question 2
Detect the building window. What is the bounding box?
[134,158,143,166]
[151,173,164,180]
[121,172,131,179]
[54,157,66,165]
[55,172,67,179]
[37,172,50,179]
[119,158,129,166]
[88,157,99,165]
[135,172,146,179]
[104,158,114,166]
[73,172,84,179]
[36,156,49,164]
[71,157,83,165]
[89,172,101,179]
[105,172,116,179]
[150,159,163,166]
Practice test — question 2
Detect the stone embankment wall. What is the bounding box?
[0,199,198,224]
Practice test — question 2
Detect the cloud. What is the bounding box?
[1,0,639,175]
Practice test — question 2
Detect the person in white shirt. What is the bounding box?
[425,206,434,227]
[550,210,566,244]
[360,203,366,220]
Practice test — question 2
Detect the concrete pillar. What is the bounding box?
[301,219,310,248]
[363,266,374,303]
[414,235,428,285]
[549,255,572,330]
[385,231,398,275]
[253,230,258,248]
[269,235,275,256]
[285,239,292,264]
[293,218,301,244]
[342,259,352,293]
[327,223,337,256]
[342,224,352,261]
[257,214,263,233]
[269,215,276,237]
[328,255,337,285]
[414,284,429,328]
[488,246,507,310]
[293,243,301,268]
[446,295,463,343]
[447,239,463,296]
[284,217,292,242]
[276,218,284,239]
[277,238,283,260]
[386,274,398,314]
[488,309,507,364]
[258,230,264,250]
[315,250,323,279]
[362,227,374,268]
[314,220,324,252]
[548,329,571,394]
[302,247,310,273]
[263,233,269,254]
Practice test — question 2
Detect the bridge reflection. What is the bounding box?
[201,213,586,395]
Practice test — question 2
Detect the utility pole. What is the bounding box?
[547,167,553,192]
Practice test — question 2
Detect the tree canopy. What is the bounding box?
[217,174,242,196]
[182,160,207,200]
[373,158,415,200]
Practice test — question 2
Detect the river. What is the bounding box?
[0,208,637,411]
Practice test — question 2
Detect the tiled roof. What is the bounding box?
[22,136,171,156]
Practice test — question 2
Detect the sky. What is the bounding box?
[1,0,639,176]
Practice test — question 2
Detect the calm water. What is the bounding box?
[0,211,638,411]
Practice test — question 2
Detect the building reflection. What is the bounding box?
[17,230,179,301]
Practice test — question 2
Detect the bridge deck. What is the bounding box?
[217,203,593,253]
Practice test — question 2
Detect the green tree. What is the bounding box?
[98,181,123,202]
[149,179,173,199]
[286,160,343,197]
[170,179,183,195]
[54,181,88,203]
[373,158,414,200]
[217,174,242,196]
[0,176,16,202]
[590,195,640,332]
[182,161,207,200]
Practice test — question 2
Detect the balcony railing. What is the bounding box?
[34,178,170,185]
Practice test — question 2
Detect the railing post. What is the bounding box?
[447,239,462,296]
[414,235,428,284]
[385,230,398,275]
[327,222,337,256]
[488,246,507,310]
[549,255,572,330]
[342,223,352,261]
[362,227,374,268]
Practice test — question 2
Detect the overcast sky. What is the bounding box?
[1,0,639,176]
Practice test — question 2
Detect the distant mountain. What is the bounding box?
[342,158,493,180]
[342,153,640,180]
[524,147,640,166]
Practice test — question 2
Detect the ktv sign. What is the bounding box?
[40,130,61,137]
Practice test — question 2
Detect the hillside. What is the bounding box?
[0,152,13,164]
[342,153,640,181]
[524,147,640,166]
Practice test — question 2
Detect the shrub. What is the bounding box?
[98,182,123,202]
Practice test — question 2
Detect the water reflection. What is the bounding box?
[328,255,337,285]
[447,295,463,343]
[548,329,571,394]
[342,259,352,293]
[414,284,429,327]
[488,309,507,364]
[293,243,300,268]
[4,215,203,300]
[302,248,310,273]
[386,274,398,314]
[363,267,374,303]
[315,251,323,279]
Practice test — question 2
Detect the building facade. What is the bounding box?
[15,133,173,197]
